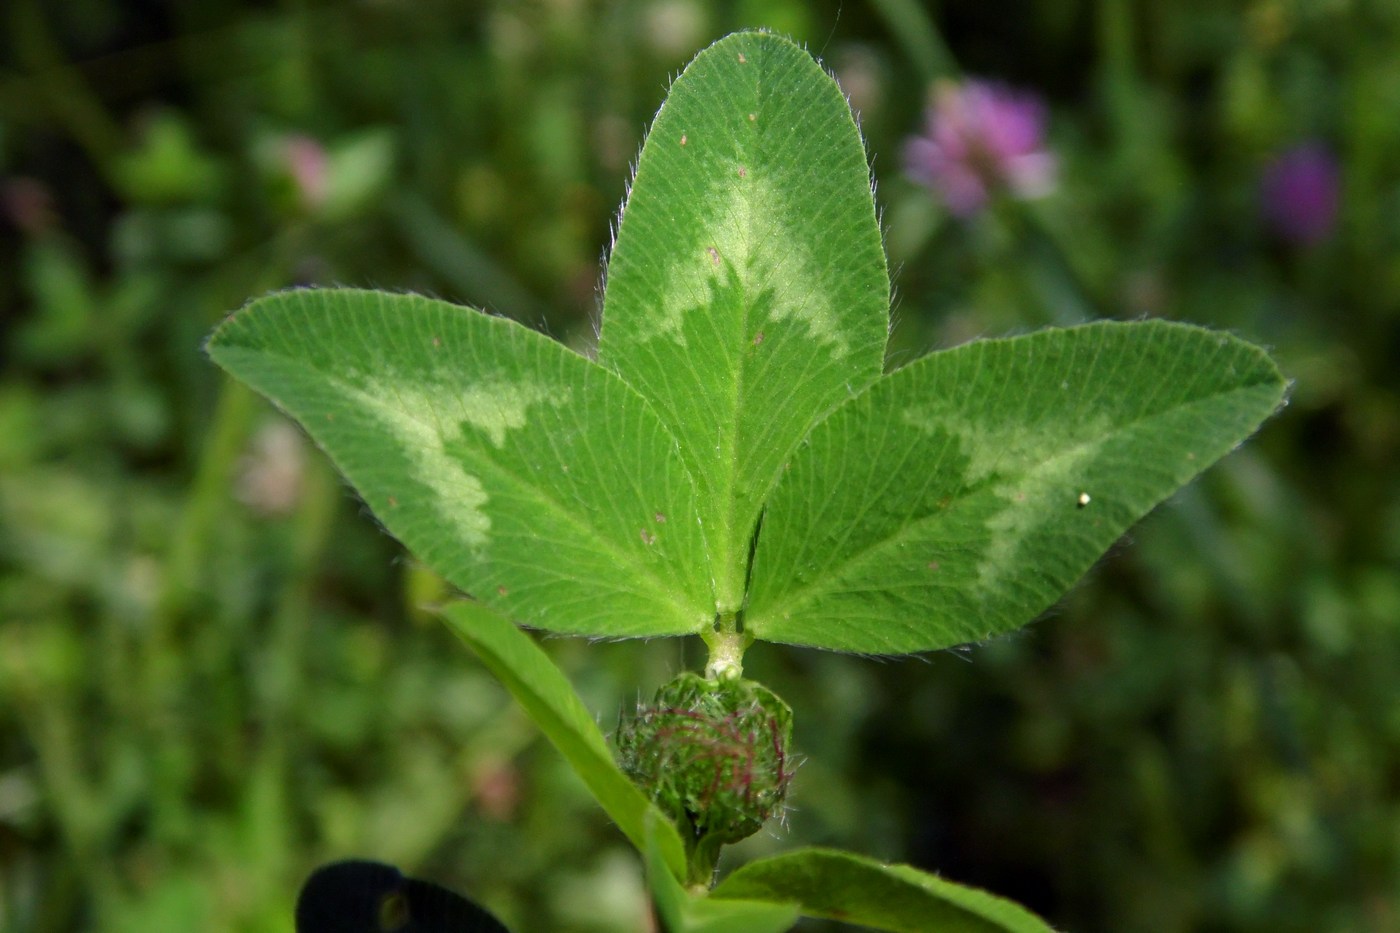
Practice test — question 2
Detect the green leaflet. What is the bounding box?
[710,848,1058,932]
[746,321,1287,653]
[207,288,711,639]
[598,32,889,614]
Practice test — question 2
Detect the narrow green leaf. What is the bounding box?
[710,849,1057,933]
[644,819,799,933]
[207,288,712,638]
[438,601,688,880]
[747,321,1287,653]
[599,31,889,613]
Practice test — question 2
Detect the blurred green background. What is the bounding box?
[2,1,1397,931]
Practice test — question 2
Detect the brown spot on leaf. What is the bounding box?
[431,336,441,348]
[707,246,720,266]
[737,52,747,63]
[497,585,508,597]
[680,133,687,146]
[387,496,398,507]
[640,529,657,545]
[748,112,756,122]
[737,166,747,178]
[752,331,765,346]
[927,560,940,571]
[654,512,667,523]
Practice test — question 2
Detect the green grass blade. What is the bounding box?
[439,601,689,880]
[598,32,889,613]
[710,848,1057,932]
[747,321,1287,653]
[207,288,711,638]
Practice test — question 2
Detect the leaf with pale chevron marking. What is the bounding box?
[598,32,889,615]
[208,288,712,638]
[745,321,1286,654]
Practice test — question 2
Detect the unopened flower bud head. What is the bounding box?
[614,673,794,846]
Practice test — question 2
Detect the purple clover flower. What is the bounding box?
[1260,142,1340,246]
[903,79,1057,217]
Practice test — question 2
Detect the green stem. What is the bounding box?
[703,626,746,681]
[1004,201,1106,323]
[687,832,726,889]
[258,456,336,723]
[867,0,959,83]
[9,0,126,187]
[154,379,255,623]
[10,679,124,926]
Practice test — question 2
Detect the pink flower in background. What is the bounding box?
[1260,142,1339,246]
[282,134,330,211]
[903,79,1057,217]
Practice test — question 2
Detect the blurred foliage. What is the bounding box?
[1,1,1397,931]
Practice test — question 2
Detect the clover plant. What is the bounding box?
[207,31,1286,932]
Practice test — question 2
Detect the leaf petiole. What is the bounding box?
[703,625,748,681]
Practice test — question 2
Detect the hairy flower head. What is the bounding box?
[614,673,794,846]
